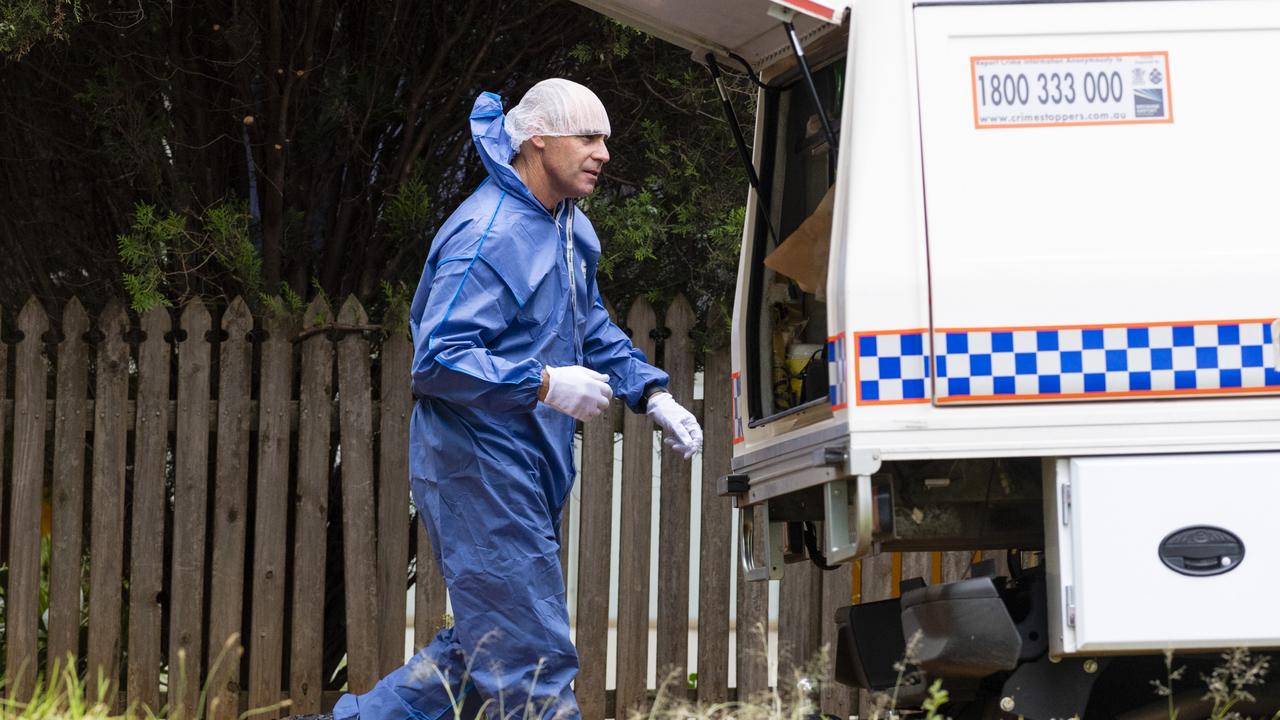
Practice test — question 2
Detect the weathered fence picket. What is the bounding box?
[377,325,413,676]
[7,299,48,701]
[0,292,936,719]
[87,301,129,706]
[247,313,295,718]
[47,299,88,674]
[576,390,617,719]
[614,297,657,717]
[696,343,733,705]
[291,297,334,715]
[127,306,170,715]
[335,298,380,693]
[574,304,617,720]
[171,301,212,720]
[655,296,695,686]
[207,298,253,720]
[778,558,822,700]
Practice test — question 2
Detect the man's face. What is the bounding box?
[539,134,610,199]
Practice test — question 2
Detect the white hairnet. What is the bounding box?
[504,79,611,155]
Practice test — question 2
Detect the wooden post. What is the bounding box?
[88,301,130,706]
[778,558,822,703]
[655,295,696,687]
[246,312,296,719]
[377,326,412,674]
[696,344,733,705]
[290,297,333,714]
[127,306,172,715]
[48,298,89,674]
[207,298,253,720]
[574,385,617,719]
[336,296,381,692]
[614,298,657,717]
[7,298,49,701]
[170,301,212,720]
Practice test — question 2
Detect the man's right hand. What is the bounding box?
[541,365,613,421]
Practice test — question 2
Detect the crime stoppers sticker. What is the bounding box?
[971,52,1174,129]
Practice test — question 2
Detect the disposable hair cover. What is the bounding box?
[504,78,611,155]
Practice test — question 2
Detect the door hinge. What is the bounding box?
[1065,584,1077,629]
[1061,481,1072,527]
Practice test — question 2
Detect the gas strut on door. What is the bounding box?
[779,13,839,156]
[705,53,779,247]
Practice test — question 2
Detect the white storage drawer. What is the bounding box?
[1046,453,1280,654]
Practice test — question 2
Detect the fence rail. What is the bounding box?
[0,294,977,718]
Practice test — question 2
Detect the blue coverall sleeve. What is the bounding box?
[412,256,544,414]
[582,287,669,413]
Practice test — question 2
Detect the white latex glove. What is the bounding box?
[646,392,703,459]
[543,365,613,421]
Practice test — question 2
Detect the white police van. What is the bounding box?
[575,0,1280,714]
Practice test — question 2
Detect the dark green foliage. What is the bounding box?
[0,1,752,340]
[117,200,261,312]
[384,175,433,248]
[0,0,80,58]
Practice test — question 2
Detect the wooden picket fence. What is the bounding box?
[0,293,978,719]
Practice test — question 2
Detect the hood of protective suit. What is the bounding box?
[469,91,548,213]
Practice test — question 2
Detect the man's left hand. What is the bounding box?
[646,393,703,460]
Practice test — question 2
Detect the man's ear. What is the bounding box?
[528,135,547,151]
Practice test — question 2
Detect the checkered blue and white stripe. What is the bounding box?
[827,334,849,409]
[936,322,1279,401]
[854,321,1280,405]
[856,331,931,403]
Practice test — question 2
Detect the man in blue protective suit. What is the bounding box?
[332,80,704,720]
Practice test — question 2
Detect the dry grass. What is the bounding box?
[6,642,1279,720]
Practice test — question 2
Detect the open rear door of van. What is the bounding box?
[568,0,851,68]
[914,0,1280,406]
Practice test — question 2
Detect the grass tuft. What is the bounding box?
[0,657,117,720]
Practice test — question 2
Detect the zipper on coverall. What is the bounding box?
[556,203,582,363]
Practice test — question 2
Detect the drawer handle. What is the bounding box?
[1159,525,1244,577]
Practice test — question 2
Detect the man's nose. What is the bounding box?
[594,140,610,164]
